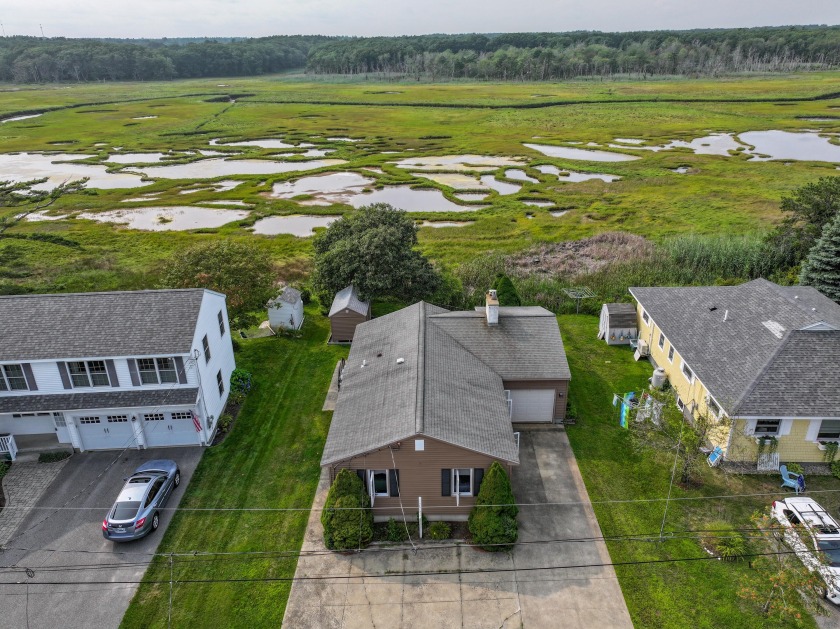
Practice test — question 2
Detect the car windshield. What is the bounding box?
[129,476,151,484]
[817,540,840,567]
[112,501,141,520]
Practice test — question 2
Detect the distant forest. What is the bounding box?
[1,26,839,83]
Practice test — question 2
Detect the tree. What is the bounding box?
[738,509,829,621]
[468,461,518,551]
[799,210,840,303]
[159,240,275,328]
[766,176,840,268]
[0,178,87,234]
[492,273,521,306]
[311,204,441,307]
[321,469,373,550]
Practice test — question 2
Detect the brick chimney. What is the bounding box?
[485,289,499,326]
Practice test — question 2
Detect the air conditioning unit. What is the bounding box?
[634,339,650,361]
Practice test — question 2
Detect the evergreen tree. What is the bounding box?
[492,273,521,306]
[799,210,840,303]
[467,461,518,551]
[321,469,373,550]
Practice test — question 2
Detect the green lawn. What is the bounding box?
[560,314,840,628]
[121,308,347,628]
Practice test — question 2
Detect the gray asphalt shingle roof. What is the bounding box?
[267,287,301,306]
[0,289,208,361]
[630,279,840,416]
[0,387,199,414]
[328,285,370,318]
[734,330,840,417]
[604,303,638,328]
[321,301,564,465]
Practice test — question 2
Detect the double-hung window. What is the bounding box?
[818,420,840,441]
[216,370,224,396]
[667,346,675,363]
[658,332,665,350]
[202,335,212,363]
[0,364,28,391]
[642,310,650,324]
[755,419,781,436]
[452,469,472,496]
[218,310,226,337]
[68,361,110,387]
[681,361,694,383]
[137,358,178,385]
[707,398,721,418]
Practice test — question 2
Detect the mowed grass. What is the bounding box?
[121,309,347,628]
[559,314,840,628]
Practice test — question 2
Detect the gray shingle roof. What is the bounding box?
[604,303,638,328]
[0,387,199,414]
[267,287,301,307]
[431,307,571,380]
[328,285,370,318]
[0,289,208,361]
[630,279,840,415]
[321,302,530,466]
[733,330,840,417]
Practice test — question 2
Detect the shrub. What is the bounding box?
[427,521,451,540]
[493,273,521,306]
[702,521,749,561]
[321,470,373,550]
[386,517,408,542]
[468,461,518,551]
[38,451,72,463]
[217,413,233,432]
[832,459,840,480]
[229,369,252,404]
[786,462,804,475]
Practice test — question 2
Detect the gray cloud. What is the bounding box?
[0,0,837,38]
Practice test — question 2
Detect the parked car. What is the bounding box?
[102,459,180,542]
[771,496,840,604]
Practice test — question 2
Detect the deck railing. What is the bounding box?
[0,434,18,461]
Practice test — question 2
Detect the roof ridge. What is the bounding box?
[415,302,427,435]
[730,329,796,415]
[0,288,208,300]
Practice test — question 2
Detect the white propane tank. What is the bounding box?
[651,367,667,389]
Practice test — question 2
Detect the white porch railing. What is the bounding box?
[0,434,18,461]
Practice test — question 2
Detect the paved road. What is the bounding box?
[0,447,203,629]
[283,427,632,628]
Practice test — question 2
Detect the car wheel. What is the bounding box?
[174,470,181,487]
[151,512,160,532]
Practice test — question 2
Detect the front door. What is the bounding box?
[53,412,70,444]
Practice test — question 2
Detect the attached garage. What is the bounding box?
[143,411,200,448]
[76,414,137,450]
[508,389,555,423]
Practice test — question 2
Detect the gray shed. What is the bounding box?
[328,285,371,343]
[267,287,304,331]
[598,303,638,345]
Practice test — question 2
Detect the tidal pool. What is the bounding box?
[0,152,148,190]
[1,114,42,124]
[106,152,169,164]
[419,221,474,228]
[346,187,481,212]
[204,200,253,207]
[269,172,375,205]
[327,137,360,142]
[209,138,313,149]
[412,172,485,189]
[394,154,523,171]
[535,165,621,183]
[613,138,646,145]
[454,193,489,201]
[479,175,520,195]
[739,130,840,162]
[78,206,249,231]
[523,143,639,162]
[273,149,334,158]
[505,169,539,183]
[251,215,339,236]
[672,167,691,174]
[550,210,569,217]
[137,158,345,179]
[522,200,554,208]
[132,116,158,120]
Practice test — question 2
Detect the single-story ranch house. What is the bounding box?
[0,289,235,458]
[321,290,571,520]
[630,279,840,464]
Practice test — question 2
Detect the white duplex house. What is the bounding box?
[0,289,235,458]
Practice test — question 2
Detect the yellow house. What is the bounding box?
[629,279,840,465]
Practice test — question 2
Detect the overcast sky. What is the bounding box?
[0,0,838,39]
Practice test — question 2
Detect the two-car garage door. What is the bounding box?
[509,389,555,423]
[75,411,199,450]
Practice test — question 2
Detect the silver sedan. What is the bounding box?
[102,459,180,542]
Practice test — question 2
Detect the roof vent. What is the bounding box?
[361,360,367,368]
[396,357,405,365]
[709,306,718,312]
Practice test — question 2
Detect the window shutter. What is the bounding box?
[127,359,140,386]
[473,468,484,496]
[174,356,188,384]
[21,363,38,391]
[56,361,72,389]
[441,469,451,496]
[105,359,119,387]
[779,419,794,437]
[389,470,400,497]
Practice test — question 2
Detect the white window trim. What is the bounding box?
[642,309,650,324]
[369,470,389,497]
[136,357,178,385]
[452,468,473,497]
[0,363,29,391]
[676,396,685,411]
[816,419,840,442]
[68,360,110,388]
[658,332,665,350]
[680,359,694,384]
[753,419,782,437]
[202,335,212,363]
[667,345,675,364]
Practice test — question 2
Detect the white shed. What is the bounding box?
[597,303,638,345]
[267,287,304,331]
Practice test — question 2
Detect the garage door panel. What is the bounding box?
[77,414,136,450]
[510,390,555,423]
[144,411,199,447]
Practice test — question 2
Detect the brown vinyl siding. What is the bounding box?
[327,436,515,521]
[330,308,371,343]
[503,379,569,421]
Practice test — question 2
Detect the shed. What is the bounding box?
[328,285,371,343]
[267,287,304,331]
[598,303,638,345]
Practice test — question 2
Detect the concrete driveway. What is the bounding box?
[0,447,203,629]
[284,427,632,628]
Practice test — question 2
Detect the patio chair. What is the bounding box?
[707,446,724,467]
[780,465,805,493]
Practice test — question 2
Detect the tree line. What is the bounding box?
[0,35,330,82]
[305,26,840,80]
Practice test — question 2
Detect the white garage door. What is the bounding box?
[143,411,200,447]
[509,389,555,423]
[76,414,137,450]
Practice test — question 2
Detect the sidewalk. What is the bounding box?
[0,458,70,546]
